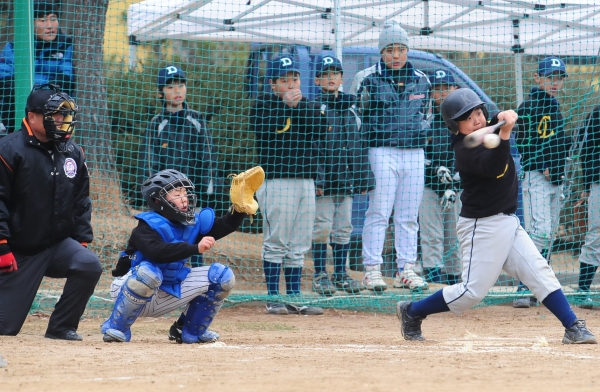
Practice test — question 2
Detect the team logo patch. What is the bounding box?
[63,158,77,178]
[409,93,425,100]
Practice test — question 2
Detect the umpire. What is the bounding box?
[0,84,102,340]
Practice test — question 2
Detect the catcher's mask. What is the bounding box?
[142,169,197,225]
[26,83,78,146]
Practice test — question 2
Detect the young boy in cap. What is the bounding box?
[250,54,328,314]
[137,65,222,267]
[311,55,374,295]
[419,69,461,285]
[351,20,430,292]
[513,57,571,308]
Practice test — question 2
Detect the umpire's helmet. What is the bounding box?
[441,88,488,134]
[26,83,78,144]
[142,170,197,225]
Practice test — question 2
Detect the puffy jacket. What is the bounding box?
[515,87,570,184]
[580,105,600,191]
[137,103,221,203]
[313,92,374,195]
[0,34,75,132]
[0,120,92,255]
[425,110,460,197]
[250,94,328,180]
[355,60,431,148]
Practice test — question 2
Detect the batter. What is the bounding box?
[395,88,597,344]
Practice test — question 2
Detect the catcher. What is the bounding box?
[101,167,263,343]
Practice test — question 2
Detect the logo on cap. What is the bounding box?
[435,70,447,79]
[551,58,562,67]
[322,57,334,65]
[164,66,180,74]
[280,57,293,67]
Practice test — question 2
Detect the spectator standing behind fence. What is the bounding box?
[0,84,101,340]
[137,65,222,267]
[574,105,600,310]
[0,1,76,135]
[352,20,430,292]
[310,55,374,296]
[251,55,327,315]
[513,57,571,308]
[419,69,462,285]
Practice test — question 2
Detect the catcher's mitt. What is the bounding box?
[229,166,265,215]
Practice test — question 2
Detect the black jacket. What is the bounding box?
[355,61,431,149]
[314,92,375,195]
[516,88,570,184]
[0,120,92,255]
[138,103,221,200]
[251,94,328,180]
[581,105,600,191]
[451,116,518,218]
[425,110,460,197]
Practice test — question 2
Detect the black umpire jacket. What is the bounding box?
[313,92,374,196]
[0,120,93,255]
[251,94,328,180]
[515,87,570,184]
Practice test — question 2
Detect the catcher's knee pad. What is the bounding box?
[127,262,162,297]
[207,263,235,300]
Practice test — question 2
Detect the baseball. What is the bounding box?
[482,134,501,149]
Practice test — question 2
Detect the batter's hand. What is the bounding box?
[439,189,456,211]
[436,166,454,184]
[198,236,216,253]
[497,110,518,140]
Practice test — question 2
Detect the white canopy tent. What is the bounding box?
[128,0,600,101]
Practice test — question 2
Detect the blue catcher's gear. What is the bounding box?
[101,262,163,342]
[181,263,235,344]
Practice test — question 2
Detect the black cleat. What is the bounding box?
[562,320,598,344]
[44,330,83,341]
[168,322,220,344]
[396,301,425,341]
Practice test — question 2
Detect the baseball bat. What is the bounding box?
[463,120,506,149]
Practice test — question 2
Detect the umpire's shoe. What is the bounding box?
[168,322,220,344]
[563,320,598,344]
[45,330,83,341]
[396,301,425,341]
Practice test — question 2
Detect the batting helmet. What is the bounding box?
[26,83,78,144]
[142,169,197,225]
[440,88,488,135]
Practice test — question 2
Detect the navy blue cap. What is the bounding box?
[316,55,343,76]
[157,65,187,90]
[267,55,300,80]
[429,69,456,86]
[538,57,568,77]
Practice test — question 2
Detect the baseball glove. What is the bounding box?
[229,166,265,215]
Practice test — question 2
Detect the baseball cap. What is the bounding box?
[429,69,457,86]
[25,85,60,114]
[538,57,568,77]
[267,55,300,80]
[316,56,343,77]
[157,65,187,90]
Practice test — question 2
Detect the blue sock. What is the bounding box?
[407,290,450,319]
[542,289,578,328]
[331,243,349,277]
[312,243,328,275]
[263,260,281,295]
[285,267,302,295]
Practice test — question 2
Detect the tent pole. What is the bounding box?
[515,53,524,104]
[334,0,342,61]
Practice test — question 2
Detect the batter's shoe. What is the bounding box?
[562,320,598,344]
[44,330,83,341]
[332,273,364,294]
[393,268,429,292]
[312,272,337,296]
[363,265,388,291]
[168,322,220,344]
[396,301,425,341]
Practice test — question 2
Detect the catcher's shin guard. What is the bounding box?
[101,262,162,342]
[181,263,235,344]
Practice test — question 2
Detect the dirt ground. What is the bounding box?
[1,303,599,392]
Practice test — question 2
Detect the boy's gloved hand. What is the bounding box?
[436,166,454,184]
[439,189,456,211]
[0,244,17,274]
